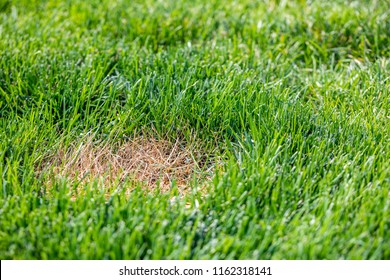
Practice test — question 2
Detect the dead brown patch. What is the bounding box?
[40,137,213,196]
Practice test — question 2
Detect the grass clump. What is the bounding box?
[0,0,389,259]
[39,135,213,196]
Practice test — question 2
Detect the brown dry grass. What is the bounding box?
[40,137,212,196]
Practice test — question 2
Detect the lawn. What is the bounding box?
[0,0,389,259]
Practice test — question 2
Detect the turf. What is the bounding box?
[0,0,389,259]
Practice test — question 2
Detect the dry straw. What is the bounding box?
[41,136,213,195]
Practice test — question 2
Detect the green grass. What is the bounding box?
[0,0,389,259]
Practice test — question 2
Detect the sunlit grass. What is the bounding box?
[0,0,389,259]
